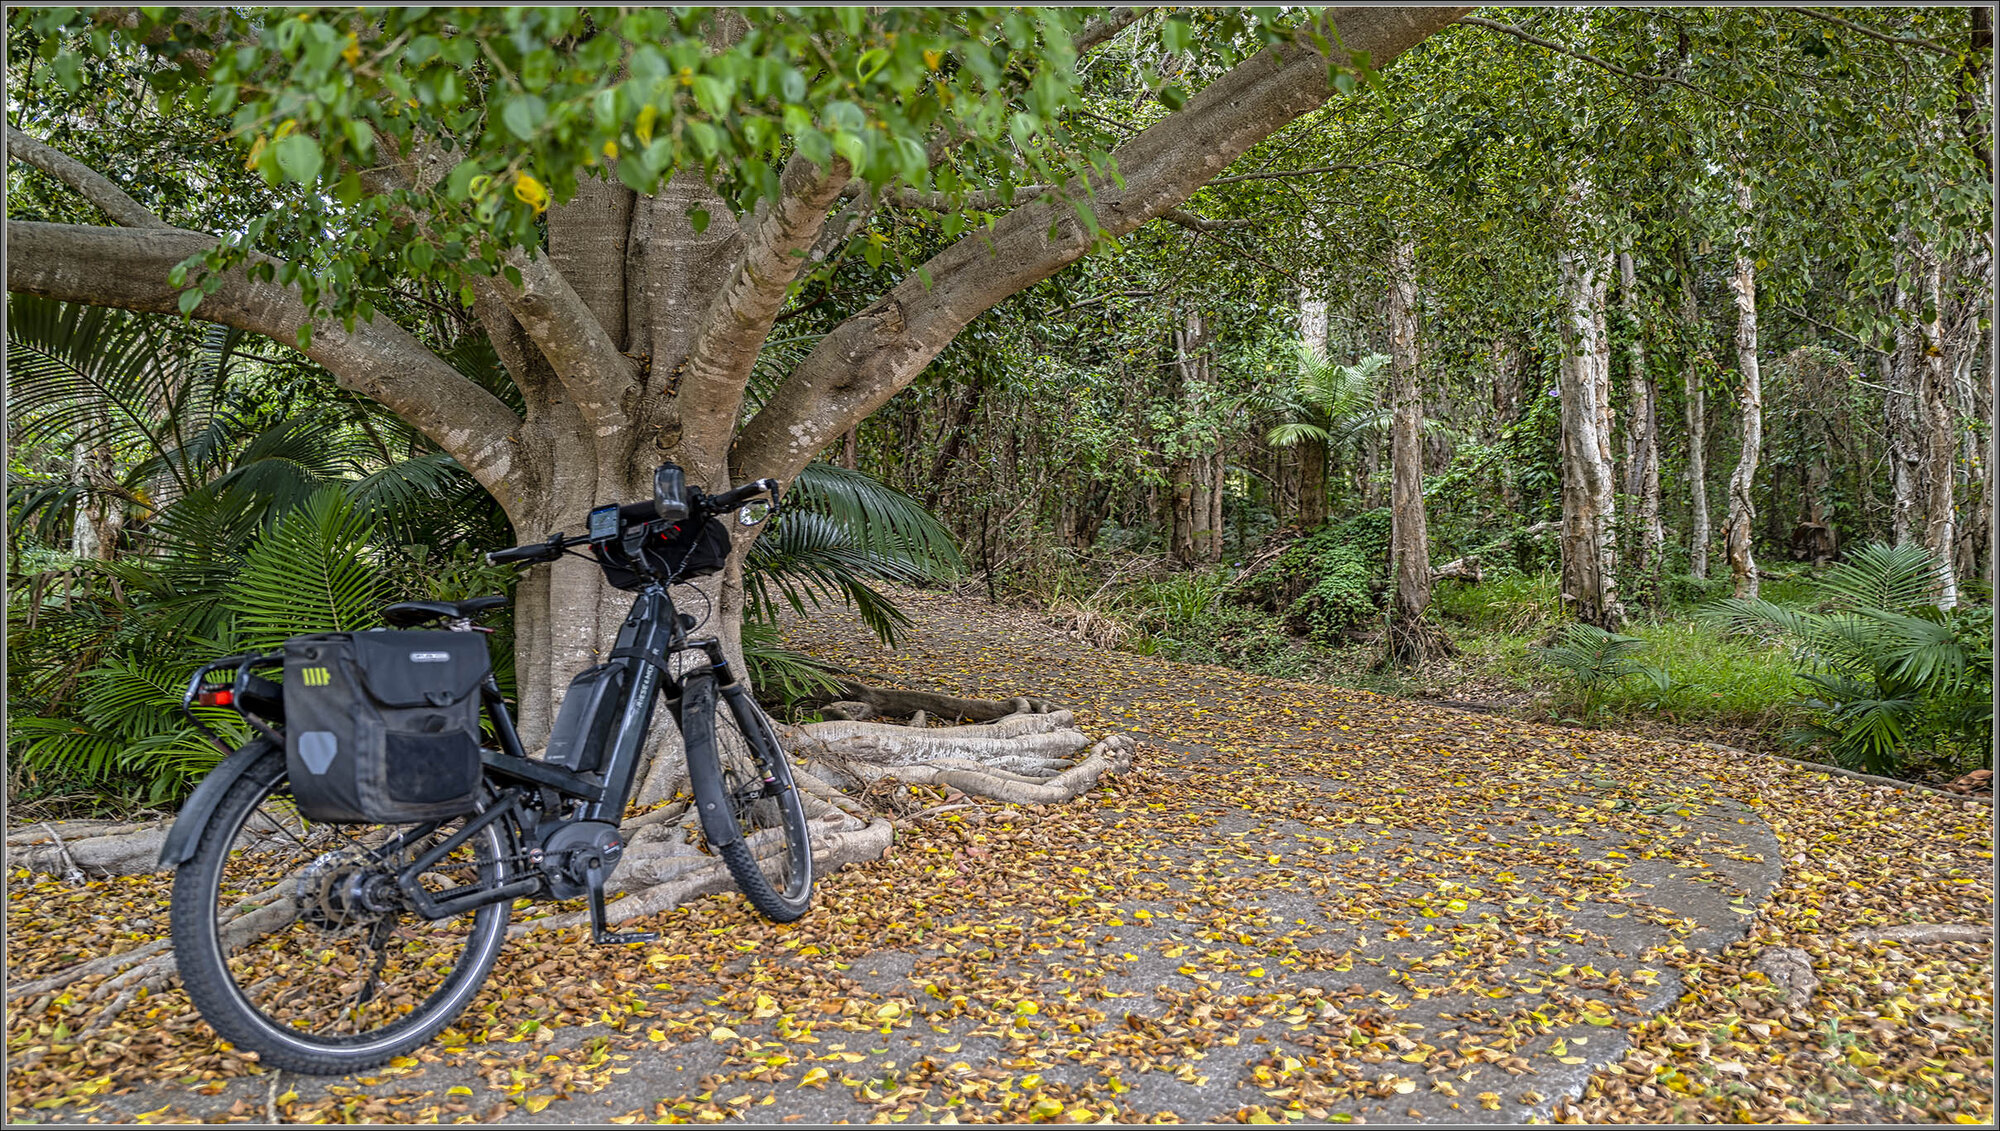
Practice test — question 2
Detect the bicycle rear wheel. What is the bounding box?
[683,672,814,921]
[168,742,512,1074]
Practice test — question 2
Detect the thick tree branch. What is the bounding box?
[8,220,525,514]
[362,137,637,436]
[845,181,1052,212]
[678,153,852,479]
[733,7,1470,483]
[5,133,170,229]
[1075,7,1144,54]
[1783,7,1957,58]
[496,248,638,437]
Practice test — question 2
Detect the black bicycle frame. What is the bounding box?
[474,582,717,819]
[179,580,742,923]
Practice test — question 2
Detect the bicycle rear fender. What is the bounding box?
[158,738,284,867]
[678,674,742,849]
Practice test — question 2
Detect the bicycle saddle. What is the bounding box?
[382,594,510,627]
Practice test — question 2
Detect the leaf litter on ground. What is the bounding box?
[5,586,1990,1124]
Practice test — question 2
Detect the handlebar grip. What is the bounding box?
[706,478,779,511]
[485,537,561,566]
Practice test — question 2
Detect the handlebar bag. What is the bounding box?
[593,516,732,591]
[283,630,489,823]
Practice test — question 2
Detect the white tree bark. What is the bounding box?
[1619,251,1663,594]
[1384,236,1434,660]
[1679,250,1712,580]
[1722,174,1762,601]
[1556,177,1623,628]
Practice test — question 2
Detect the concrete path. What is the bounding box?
[17,592,1785,1125]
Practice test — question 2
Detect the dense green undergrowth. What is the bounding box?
[1010,527,1991,787]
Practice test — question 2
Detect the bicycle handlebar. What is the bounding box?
[482,478,781,568]
[705,478,780,512]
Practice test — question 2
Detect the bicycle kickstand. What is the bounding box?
[584,857,659,946]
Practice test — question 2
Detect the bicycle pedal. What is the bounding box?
[592,929,659,946]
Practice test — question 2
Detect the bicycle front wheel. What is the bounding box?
[683,672,814,921]
[168,742,512,1075]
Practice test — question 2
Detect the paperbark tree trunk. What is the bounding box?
[68,441,124,561]
[1679,248,1712,580]
[1296,279,1331,530]
[1556,179,1623,628]
[1170,308,1215,568]
[1383,236,1435,661]
[1722,175,1762,601]
[1491,336,1523,514]
[1888,229,1929,550]
[1207,452,1227,562]
[1619,252,1663,603]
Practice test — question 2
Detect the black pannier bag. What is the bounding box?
[592,516,731,591]
[283,630,490,823]
[542,663,628,773]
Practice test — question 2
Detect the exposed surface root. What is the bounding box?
[8,821,170,878]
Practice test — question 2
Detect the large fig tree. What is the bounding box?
[8,7,1463,806]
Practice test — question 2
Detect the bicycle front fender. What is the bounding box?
[678,673,742,849]
[158,738,284,868]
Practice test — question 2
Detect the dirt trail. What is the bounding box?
[7,587,1988,1124]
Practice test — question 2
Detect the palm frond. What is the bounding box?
[745,510,919,646]
[786,462,964,576]
[1816,542,1949,613]
[1265,421,1334,449]
[228,488,385,647]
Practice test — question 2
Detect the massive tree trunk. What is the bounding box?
[1678,248,1712,580]
[1619,252,1663,602]
[1722,175,1762,601]
[1383,237,1436,662]
[1556,179,1623,628]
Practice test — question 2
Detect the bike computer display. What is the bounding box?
[588,504,620,542]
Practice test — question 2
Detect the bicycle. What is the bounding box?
[160,464,813,1075]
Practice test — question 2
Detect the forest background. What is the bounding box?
[6,6,1993,813]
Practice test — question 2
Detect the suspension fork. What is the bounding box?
[694,638,787,795]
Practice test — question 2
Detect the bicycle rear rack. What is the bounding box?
[180,650,286,752]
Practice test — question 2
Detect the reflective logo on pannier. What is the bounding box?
[298,731,339,774]
[408,652,452,663]
[301,667,331,686]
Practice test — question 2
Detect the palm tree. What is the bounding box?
[1259,344,1392,528]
